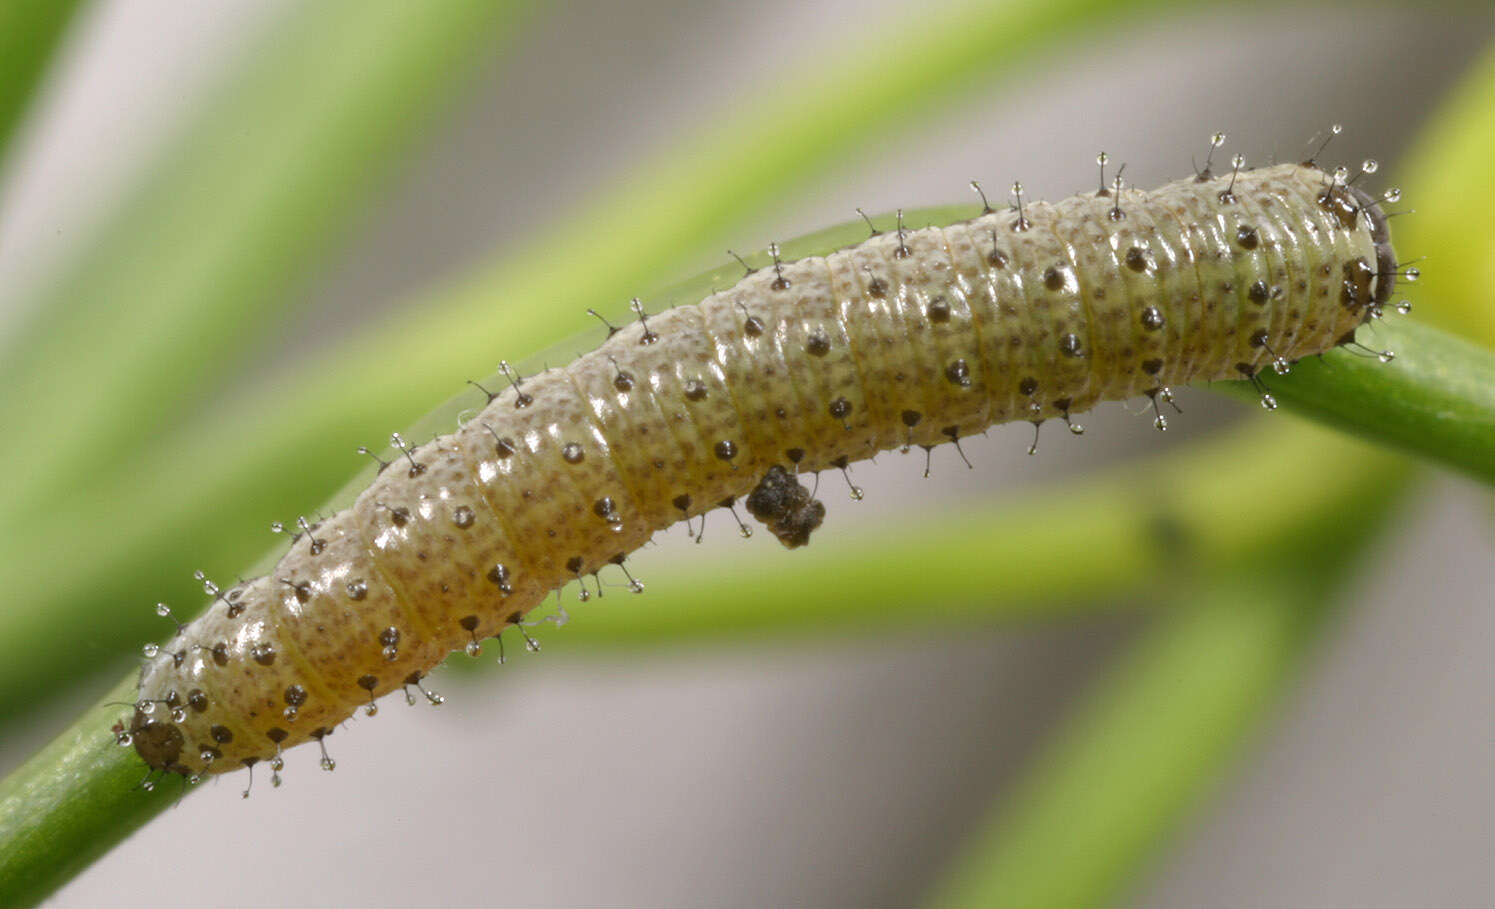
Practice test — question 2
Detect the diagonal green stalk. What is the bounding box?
[0,677,174,909]
[923,548,1387,909]
[0,0,533,523]
[0,0,85,171]
[1217,318,1495,485]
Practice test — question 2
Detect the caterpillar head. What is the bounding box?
[1312,162,1398,322]
[129,709,186,773]
[1343,181,1398,316]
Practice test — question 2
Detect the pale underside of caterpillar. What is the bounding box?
[124,159,1398,783]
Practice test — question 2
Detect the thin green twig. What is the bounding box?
[1218,318,1495,485]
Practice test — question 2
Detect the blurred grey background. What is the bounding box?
[3,1,1493,906]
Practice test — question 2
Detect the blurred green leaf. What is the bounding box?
[1398,41,1495,349]
[0,0,84,168]
[924,555,1381,909]
[0,0,533,522]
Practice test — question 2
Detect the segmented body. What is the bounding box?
[127,161,1396,778]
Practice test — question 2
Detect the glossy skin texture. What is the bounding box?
[129,162,1393,777]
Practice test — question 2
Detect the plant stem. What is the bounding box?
[0,678,176,909]
[1218,318,1495,485]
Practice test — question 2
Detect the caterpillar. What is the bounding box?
[120,141,1407,789]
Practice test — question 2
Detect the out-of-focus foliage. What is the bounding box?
[0,0,84,167]
[1400,42,1495,349]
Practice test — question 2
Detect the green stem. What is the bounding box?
[0,678,176,909]
[1217,318,1495,484]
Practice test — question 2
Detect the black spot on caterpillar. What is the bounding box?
[121,152,1405,785]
